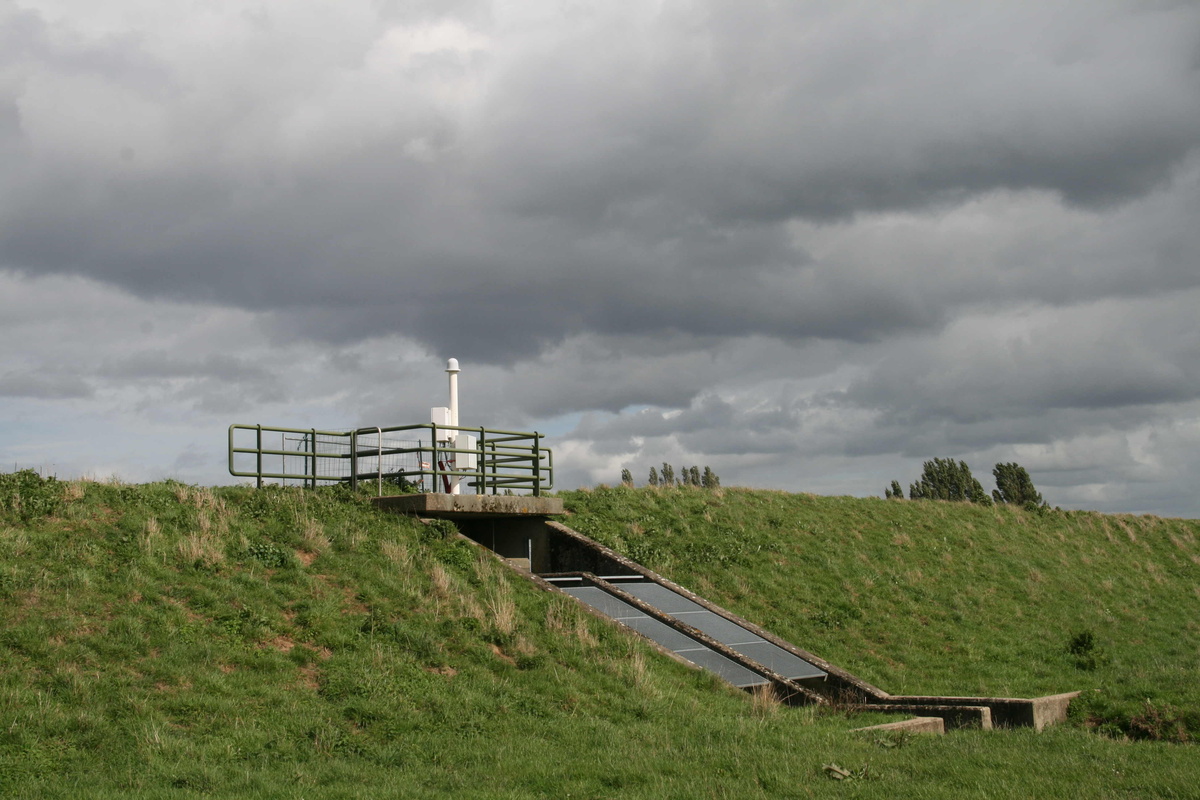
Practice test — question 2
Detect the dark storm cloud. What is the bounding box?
[98,352,270,382]
[2,1,1198,362]
[3,1,1200,515]
[472,1,1200,222]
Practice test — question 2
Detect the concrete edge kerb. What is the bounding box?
[851,717,946,735]
[374,493,564,517]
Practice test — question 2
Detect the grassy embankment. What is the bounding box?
[0,471,1196,798]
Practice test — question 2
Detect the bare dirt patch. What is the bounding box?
[298,664,321,690]
[267,635,296,653]
[490,643,517,666]
[340,586,368,615]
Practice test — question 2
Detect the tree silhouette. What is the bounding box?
[908,458,991,504]
[992,463,1045,508]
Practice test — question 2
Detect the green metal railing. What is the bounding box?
[228,423,553,496]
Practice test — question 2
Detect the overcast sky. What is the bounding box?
[2,0,1199,516]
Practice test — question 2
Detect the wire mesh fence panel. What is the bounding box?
[350,432,428,491]
[283,433,354,483]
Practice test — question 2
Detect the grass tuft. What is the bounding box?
[176,532,225,570]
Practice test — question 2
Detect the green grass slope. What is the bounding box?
[0,472,1195,798]
[560,485,1200,742]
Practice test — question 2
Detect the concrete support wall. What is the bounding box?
[455,517,550,571]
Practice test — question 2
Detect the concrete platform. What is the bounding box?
[372,493,563,518]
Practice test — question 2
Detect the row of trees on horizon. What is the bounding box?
[887,459,1047,509]
[620,464,721,489]
[606,458,1043,508]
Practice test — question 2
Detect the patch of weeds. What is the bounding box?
[236,486,294,521]
[431,539,476,572]
[420,519,459,542]
[1128,701,1192,743]
[417,520,477,570]
[624,540,664,565]
[220,607,274,640]
[809,602,863,630]
[174,620,204,644]
[246,541,293,569]
[1066,629,1110,671]
[515,652,547,670]
[0,470,63,522]
[438,616,483,639]
[359,610,391,637]
[822,762,872,781]
[871,730,914,749]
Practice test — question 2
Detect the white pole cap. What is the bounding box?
[446,358,460,373]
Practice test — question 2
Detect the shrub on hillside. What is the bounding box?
[0,470,63,521]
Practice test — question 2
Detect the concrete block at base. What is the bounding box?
[887,692,1080,730]
[852,717,945,735]
[1029,692,1081,731]
[863,703,993,730]
[372,493,563,518]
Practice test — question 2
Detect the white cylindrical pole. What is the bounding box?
[446,358,461,494]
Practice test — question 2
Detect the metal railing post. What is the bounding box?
[256,425,263,489]
[374,427,383,497]
[489,441,497,494]
[350,430,358,491]
[478,426,487,495]
[533,431,541,496]
[430,424,440,494]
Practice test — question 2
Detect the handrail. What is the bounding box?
[228,422,553,496]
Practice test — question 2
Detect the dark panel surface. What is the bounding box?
[561,585,767,688]
[617,582,828,682]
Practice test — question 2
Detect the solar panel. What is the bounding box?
[612,583,707,614]
[560,585,769,688]
[614,582,827,683]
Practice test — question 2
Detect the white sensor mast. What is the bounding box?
[446,358,461,494]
